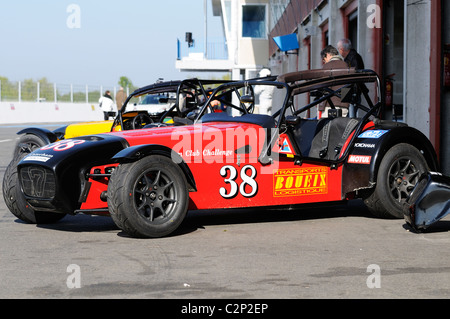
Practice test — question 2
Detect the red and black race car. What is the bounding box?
[11,69,449,237]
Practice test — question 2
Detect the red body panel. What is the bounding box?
[187,161,343,210]
[80,122,345,213]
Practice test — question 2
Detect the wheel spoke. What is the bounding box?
[394,188,401,202]
[162,181,174,190]
[135,188,146,195]
[144,174,153,188]
[152,171,161,187]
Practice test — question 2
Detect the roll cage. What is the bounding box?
[194,69,384,168]
[113,78,234,131]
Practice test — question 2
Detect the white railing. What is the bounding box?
[0,80,131,104]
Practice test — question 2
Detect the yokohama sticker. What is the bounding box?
[348,155,372,164]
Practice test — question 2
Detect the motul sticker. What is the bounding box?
[273,167,328,197]
[348,155,372,164]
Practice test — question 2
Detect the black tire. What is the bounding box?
[364,143,429,219]
[2,155,66,224]
[13,134,47,159]
[108,155,189,238]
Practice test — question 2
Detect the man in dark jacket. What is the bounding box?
[319,45,350,118]
[337,39,367,117]
[337,39,365,69]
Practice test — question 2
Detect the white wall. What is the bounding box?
[0,102,104,124]
[404,0,432,137]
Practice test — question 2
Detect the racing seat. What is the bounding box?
[289,118,320,156]
[309,117,359,160]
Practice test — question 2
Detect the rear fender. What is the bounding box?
[112,144,197,192]
[342,126,440,197]
[369,126,440,181]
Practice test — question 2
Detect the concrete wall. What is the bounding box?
[441,0,450,174]
[404,0,432,137]
[0,102,104,124]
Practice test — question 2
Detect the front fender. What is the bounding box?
[17,127,62,144]
[112,144,197,191]
[17,134,129,214]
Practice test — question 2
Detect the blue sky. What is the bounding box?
[0,1,223,87]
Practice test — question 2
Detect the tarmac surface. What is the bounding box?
[0,123,449,301]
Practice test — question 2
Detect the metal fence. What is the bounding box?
[0,80,130,104]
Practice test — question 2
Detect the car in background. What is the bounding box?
[129,93,175,117]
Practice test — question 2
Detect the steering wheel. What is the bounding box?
[132,113,153,129]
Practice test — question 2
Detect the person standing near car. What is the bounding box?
[115,87,127,111]
[99,90,116,120]
[337,39,365,70]
[254,68,274,115]
[337,39,367,117]
[319,45,350,118]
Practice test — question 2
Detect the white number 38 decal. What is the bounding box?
[219,165,258,199]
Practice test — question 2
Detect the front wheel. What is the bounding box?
[108,155,189,238]
[364,143,429,219]
[13,134,47,159]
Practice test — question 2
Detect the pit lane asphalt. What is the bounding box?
[0,124,449,300]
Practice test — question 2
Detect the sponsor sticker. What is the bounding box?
[358,130,388,139]
[279,138,293,154]
[23,154,53,162]
[274,167,328,197]
[348,155,372,165]
[354,143,376,149]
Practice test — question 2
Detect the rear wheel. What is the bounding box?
[364,143,429,219]
[108,155,189,238]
